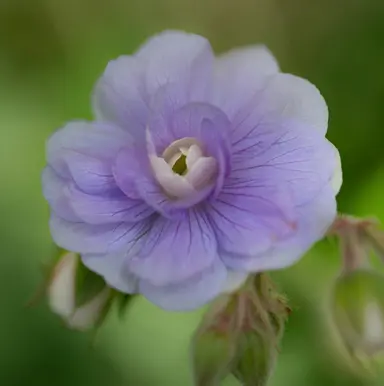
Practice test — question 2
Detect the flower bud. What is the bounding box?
[232,274,288,386]
[233,332,274,386]
[48,251,113,331]
[191,274,289,386]
[191,296,239,386]
[332,269,384,359]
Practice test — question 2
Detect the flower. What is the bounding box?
[42,30,342,311]
[48,251,112,330]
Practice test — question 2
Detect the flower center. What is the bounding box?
[172,154,187,175]
[149,137,218,199]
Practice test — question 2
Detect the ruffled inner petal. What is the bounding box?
[114,102,232,215]
[186,144,203,169]
[149,101,232,196]
[169,103,231,165]
[135,175,214,219]
[149,156,196,198]
[185,156,217,190]
[113,146,187,219]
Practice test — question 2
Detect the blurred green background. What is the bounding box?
[1,0,384,385]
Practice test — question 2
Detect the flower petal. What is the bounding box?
[222,185,337,272]
[47,121,131,179]
[139,259,227,311]
[232,73,328,141]
[60,150,117,195]
[229,120,336,206]
[114,146,205,218]
[186,144,203,169]
[208,184,296,258]
[135,174,213,219]
[68,185,153,224]
[41,166,79,222]
[147,95,232,174]
[92,56,149,131]
[185,156,217,190]
[49,213,150,254]
[136,30,214,101]
[212,121,335,259]
[113,145,146,200]
[212,45,279,119]
[170,103,231,163]
[82,251,138,294]
[128,210,217,286]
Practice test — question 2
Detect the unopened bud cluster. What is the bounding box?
[191,274,290,386]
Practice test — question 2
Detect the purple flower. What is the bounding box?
[42,31,342,311]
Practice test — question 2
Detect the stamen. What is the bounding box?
[172,154,188,175]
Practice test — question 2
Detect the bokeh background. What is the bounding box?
[2,0,384,385]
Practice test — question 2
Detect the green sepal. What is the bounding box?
[191,329,238,386]
[230,274,288,386]
[232,332,276,386]
[75,259,106,308]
